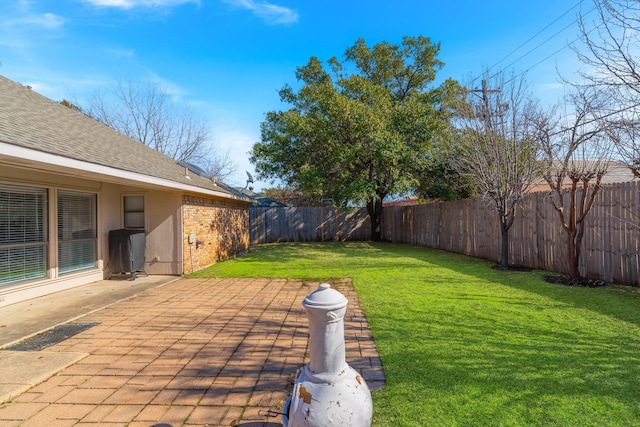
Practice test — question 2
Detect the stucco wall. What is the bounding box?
[118,186,182,275]
[182,194,250,274]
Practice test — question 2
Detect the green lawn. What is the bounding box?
[190,242,640,426]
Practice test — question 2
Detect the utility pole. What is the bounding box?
[468,79,501,129]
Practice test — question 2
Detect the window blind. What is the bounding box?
[0,184,48,286]
[58,190,97,274]
[123,195,145,229]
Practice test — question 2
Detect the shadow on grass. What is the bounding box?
[366,243,640,424]
[378,241,640,328]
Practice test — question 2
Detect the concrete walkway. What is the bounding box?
[0,277,385,426]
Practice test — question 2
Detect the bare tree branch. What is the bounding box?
[574,0,640,177]
[452,70,544,268]
[533,89,613,279]
[87,77,237,180]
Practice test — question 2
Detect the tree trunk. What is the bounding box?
[366,198,383,242]
[499,224,510,269]
[567,230,582,279]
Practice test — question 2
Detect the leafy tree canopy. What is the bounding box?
[416,147,477,201]
[251,36,463,240]
[59,99,83,113]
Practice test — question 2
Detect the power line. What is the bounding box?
[490,19,578,82]
[549,101,640,138]
[500,39,573,89]
[471,1,601,87]
[473,1,585,84]
[500,12,606,90]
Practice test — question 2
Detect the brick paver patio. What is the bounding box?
[0,277,384,426]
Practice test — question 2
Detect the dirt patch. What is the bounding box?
[544,275,606,288]
[491,264,532,272]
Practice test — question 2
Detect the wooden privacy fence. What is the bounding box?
[250,206,371,244]
[382,180,640,286]
[248,181,639,285]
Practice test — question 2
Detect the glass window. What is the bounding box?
[123,195,145,229]
[0,184,48,286]
[58,190,97,274]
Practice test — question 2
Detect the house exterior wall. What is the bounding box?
[182,194,250,274]
[129,187,183,275]
[1,163,249,306]
[0,166,188,307]
[105,185,183,276]
[1,166,107,306]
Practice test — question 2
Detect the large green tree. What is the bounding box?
[251,36,462,240]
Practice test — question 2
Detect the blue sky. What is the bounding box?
[1,0,587,190]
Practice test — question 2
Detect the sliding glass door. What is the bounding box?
[0,184,48,286]
[57,190,97,274]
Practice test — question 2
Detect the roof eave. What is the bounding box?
[0,141,251,203]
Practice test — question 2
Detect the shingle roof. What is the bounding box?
[0,75,245,200]
[529,159,638,192]
[543,159,636,183]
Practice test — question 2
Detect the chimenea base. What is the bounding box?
[283,362,372,426]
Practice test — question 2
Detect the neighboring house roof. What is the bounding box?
[529,159,638,192]
[596,160,638,183]
[0,75,249,202]
[235,188,288,207]
[383,197,421,207]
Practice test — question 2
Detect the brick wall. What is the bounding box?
[182,195,250,273]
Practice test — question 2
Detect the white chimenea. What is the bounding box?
[283,283,373,427]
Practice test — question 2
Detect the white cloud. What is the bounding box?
[222,0,298,25]
[83,0,199,8]
[0,1,63,34]
[0,2,65,52]
[2,12,65,29]
[20,12,65,28]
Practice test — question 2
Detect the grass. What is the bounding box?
[190,242,640,426]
